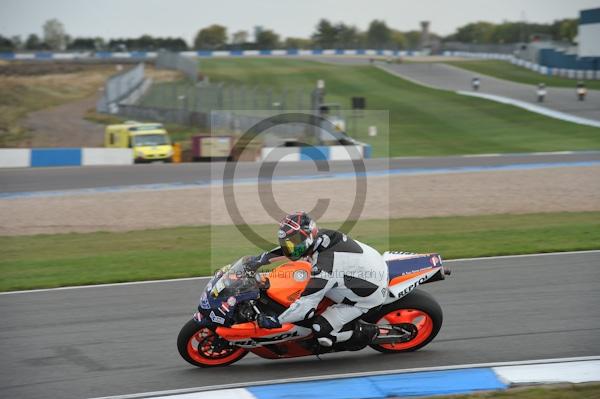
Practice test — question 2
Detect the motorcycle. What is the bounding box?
[177,251,451,367]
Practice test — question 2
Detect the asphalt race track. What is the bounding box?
[1,152,599,194]
[1,251,598,398]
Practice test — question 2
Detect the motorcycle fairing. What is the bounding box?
[385,267,441,303]
[264,261,312,307]
[216,323,312,348]
[384,252,444,302]
[250,341,315,359]
[385,252,442,280]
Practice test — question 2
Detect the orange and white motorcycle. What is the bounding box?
[177,252,451,367]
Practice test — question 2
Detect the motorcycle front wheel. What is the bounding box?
[177,319,248,367]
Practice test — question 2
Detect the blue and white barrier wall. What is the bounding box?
[0,148,133,168]
[0,49,420,61]
[1,145,370,167]
[261,145,371,162]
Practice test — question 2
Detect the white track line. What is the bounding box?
[390,151,600,160]
[89,356,600,399]
[1,250,598,296]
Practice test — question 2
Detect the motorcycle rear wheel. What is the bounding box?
[367,289,443,353]
[177,319,248,367]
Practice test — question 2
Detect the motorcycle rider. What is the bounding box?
[245,211,389,349]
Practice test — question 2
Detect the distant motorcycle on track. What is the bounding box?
[177,252,451,367]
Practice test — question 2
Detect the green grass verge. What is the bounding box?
[434,383,600,399]
[445,60,600,90]
[152,58,600,157]
[1,211,598,292]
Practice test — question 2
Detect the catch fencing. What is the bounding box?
[156,51,199,82]
[210,110,348,147]
[139,81,313,113]
[119,81,315,129]
[96,63,146,113]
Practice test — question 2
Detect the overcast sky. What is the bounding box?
[1,0,598,43]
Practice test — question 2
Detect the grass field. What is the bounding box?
[444,60,600,90]
[0,66,113,146]
[0,65,184,147]
[168,58,600,157]
[434,383,600,399]
[1,211,598,292]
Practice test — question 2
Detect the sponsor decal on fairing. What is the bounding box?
[199,293,210,309]
[209,311,225,324]
[389,269,440,299]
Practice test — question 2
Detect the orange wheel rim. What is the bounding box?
[377,309,434,350]
[186,328,245,365]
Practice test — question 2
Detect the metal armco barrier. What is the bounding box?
[156,50,198,82]
[97,63,146,113]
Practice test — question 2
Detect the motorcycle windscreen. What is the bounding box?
[208,258,260,301]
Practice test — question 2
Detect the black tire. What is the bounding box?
[365,289,443,353]
[177,319,248,367]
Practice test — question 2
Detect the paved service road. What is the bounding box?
[377,62,600,122]
[1,251,599,398]
[1,152,599,194]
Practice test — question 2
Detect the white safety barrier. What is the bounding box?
[81,148,134,166]
[0,149,30,168]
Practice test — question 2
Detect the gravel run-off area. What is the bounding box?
[1,165,599,236]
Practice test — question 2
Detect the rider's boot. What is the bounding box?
[338,321,379,351]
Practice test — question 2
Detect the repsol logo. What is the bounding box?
[398,276,428,298]
[234,331,299,347]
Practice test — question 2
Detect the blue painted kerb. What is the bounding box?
[248,368,507,399]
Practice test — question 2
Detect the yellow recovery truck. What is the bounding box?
[105,122,174,163]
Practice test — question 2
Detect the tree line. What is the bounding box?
[445,19,577,44]
[0,17,579,52]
